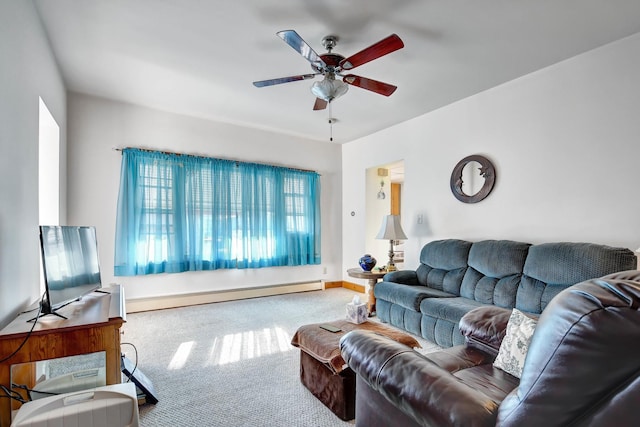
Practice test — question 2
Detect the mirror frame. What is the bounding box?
[450,154,496,203]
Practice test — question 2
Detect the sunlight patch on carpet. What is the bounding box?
[168,341,195,370]
[204,327,294,366]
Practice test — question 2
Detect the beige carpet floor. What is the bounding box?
[121,287,440,426]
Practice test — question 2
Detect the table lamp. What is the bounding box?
[376,215,407,272]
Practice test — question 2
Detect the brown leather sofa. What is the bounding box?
[340,270,640,427]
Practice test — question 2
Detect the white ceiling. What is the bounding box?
[35,0,640,144]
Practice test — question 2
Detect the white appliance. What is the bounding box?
[11,383,139,427]
[30,367,107,400]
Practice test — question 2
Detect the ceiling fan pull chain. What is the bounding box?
[329,102,333,142]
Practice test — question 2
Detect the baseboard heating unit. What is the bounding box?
[126,280,324,312]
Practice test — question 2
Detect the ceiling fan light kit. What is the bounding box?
[311,76,348,102]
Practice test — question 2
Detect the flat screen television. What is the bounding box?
[37,225,103,320]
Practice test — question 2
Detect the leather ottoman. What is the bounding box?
[291,319,421,420]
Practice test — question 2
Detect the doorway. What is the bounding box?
[365,161,404,269]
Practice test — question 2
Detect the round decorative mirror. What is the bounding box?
[450,155,496,203]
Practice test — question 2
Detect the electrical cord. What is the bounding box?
[0,384,27,404]
[120,342,138,383]
[0,294,43,364]
[11,383,59,402]
[19,306,40,314]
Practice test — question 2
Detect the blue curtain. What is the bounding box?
[114,148,321,276]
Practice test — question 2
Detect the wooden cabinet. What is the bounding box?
[0,286,125,426]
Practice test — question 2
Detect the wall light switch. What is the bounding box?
[417,214,423,224]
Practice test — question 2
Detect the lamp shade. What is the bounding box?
[376,215,407,240]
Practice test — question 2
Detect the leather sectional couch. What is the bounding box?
[374,239,637,347]
[340,270,640,426]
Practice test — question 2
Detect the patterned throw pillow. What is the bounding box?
[493,308,538,378]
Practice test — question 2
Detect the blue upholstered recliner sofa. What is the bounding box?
[375,239,637,347]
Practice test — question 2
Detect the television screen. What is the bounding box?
[39,225,102,314]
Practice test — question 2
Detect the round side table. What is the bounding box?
[346,268,387,316]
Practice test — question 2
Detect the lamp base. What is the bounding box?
[386,240,397,272]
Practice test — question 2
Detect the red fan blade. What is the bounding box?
[339,34,404,70]
[313,98,328,110]
[342,75,397,96]
[277,30,327,70]
[253,74,317,88]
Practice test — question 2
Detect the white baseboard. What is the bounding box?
[125,281,324,313]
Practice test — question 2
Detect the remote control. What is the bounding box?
[319,324,342,333]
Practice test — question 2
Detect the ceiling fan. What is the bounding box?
[253,30,404,110]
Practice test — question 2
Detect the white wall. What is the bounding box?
[0,1,67,327]
[67,93,342,300]
[342,32,640,275]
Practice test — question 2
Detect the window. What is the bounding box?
[114,149,321,276]
[38,97,60,225]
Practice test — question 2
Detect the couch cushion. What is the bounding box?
[420,297,486,323]
[419,239,472,269]
[517,242,637,313]
[422,345,495,373]
[453,364,520,404]
[467,240,531,278]
[375,282,455,311]
[416,239,472,294]
[460,240,530,307]
[523,242,637,285]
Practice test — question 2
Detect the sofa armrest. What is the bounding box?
[459,306,540,356]
[459,306,512,356]
[340,330,499,427]
[382,269,418,284]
